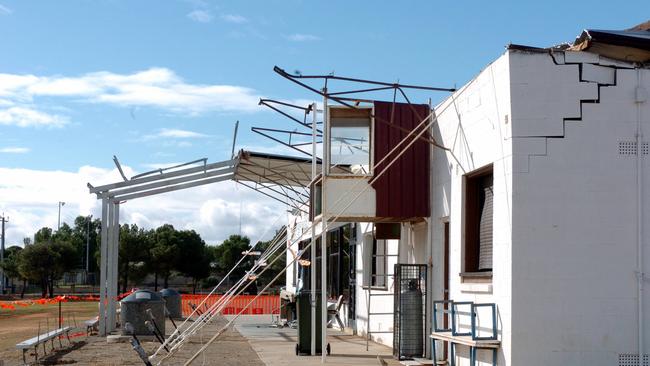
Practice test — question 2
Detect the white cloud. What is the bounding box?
[0,147,30,154]
[286,33,321,42]
[187,9,213,23]
[0,4,11,15]
[0,165,286,246]
[220,14,247,24]
[144,128,209,140]
[0,68,263,126]
[0,106,69,128]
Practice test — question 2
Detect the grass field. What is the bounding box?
[0,300,98,364]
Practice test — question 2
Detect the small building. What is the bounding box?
[283,24,650,365]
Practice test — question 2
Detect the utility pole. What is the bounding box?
[1,214,8,295]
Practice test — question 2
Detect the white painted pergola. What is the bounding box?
[88,158,237,335]
[87,150,329,336]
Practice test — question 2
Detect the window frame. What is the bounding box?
[362,233,388,290]
[326,105,374,177]
[462,164,494,278]
[303,226,351,300]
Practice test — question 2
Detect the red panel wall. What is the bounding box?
[372,101,430,219]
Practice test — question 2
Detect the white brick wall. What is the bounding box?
[431,52,513,365]
[510,52,650,366]
[430,48,650,365]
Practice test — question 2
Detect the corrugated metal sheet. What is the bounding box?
[372,101,430,220]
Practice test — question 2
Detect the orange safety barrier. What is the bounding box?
[0,294,102,311]
[180,294,280,317]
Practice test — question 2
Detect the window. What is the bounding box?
[327,230,340,297]
[463,165,493,274]
[363,234,387,288]
[328,107,372,175]
[310,176,322,220]
[299,226,352,300]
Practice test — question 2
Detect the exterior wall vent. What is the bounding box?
[619,141,638,155]
[618,141,649,155]
[618,353,649,366]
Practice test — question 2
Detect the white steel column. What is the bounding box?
[106,201,115,333]
[114,203,120,329]
[321,91,328,363]
[311,102,317,356]
[99,199,109,336]
[107,202,120,332]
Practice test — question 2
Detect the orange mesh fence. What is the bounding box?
[181,294,280,317]
[0,295,101,311]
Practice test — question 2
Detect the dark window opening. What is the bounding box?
[309,176,322,221]
[364,233,387,288]
[298,225,352,301]
[464,165,493,273]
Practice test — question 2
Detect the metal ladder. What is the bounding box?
[365,248,400,351]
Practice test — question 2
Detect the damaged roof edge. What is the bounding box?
[575,29,650,50]
[507,21,650,63]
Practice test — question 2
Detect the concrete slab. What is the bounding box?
[230,315,403,366]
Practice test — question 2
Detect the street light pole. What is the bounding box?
[86,215,92,275]
[57,201,65,230]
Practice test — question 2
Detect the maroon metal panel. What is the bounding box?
[372,101,430,219]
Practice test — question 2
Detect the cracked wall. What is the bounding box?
[510,49,650,365]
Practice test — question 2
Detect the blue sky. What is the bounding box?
[0,0,646,244]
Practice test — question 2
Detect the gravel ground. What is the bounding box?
[4,316,264,366]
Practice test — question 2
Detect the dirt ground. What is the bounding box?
[55,317,264,366]
[3,308,264,366]
[0,301,98,365]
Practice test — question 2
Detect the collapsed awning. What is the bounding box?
[234,150,350,214]
[235,150,317,187]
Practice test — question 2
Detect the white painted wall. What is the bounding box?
[322,177,376,219]
[354,222,399,347]
[430,52,513,365]
[509,50,650,366]
[429,47,650,366]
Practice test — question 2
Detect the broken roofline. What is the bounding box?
[273,66,456,93]
[87,158,237,198]
[272,65,459,161]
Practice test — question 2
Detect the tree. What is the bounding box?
[118,224,151,293]
[33,227,52,243]
[18,239,75,298]
[176,230,211,294]
[52,223,83,268]
[0,246,26,297]
[69,216,101,273]
[255,227,287,290]
[211,235,253,290]
[149,224,180,290]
